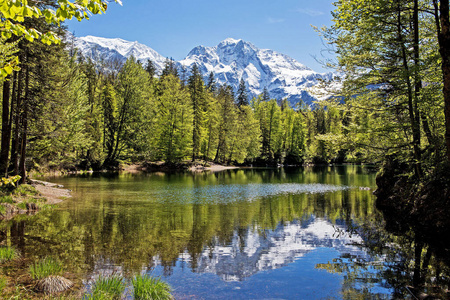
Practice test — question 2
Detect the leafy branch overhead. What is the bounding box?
[0,0,122,77]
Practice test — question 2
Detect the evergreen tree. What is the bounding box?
[262,87,270,102]
[145,59,156,82]
[188,64,207,161]
[236,78,249,108]
[161,58,178,78]
[206,71,217,94]
[214,85,236,163]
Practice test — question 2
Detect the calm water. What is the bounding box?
[1,166,420,299]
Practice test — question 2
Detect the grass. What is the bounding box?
[0,195,14,204]
[13,184,39,197]
[0,276,6,293]
[0,247,19,262]
[88,275,126,300]
[29,257,63,280]
[132,275,172,300]
[0,204,5,214]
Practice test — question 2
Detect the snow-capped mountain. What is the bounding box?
[180,38,334,105]
[151,217,367,281]
[73,35,167,73]
[73,35,335,105]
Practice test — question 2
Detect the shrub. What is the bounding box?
[132,275,172,300]
[0,247,19,262]
[0,175,21,192]
[29,257,63,280]
[89,275,125,300]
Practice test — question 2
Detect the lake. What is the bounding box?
[2,166,444,299]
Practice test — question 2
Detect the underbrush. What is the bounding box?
[0,247,19,262]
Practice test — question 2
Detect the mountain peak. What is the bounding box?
[73,35,334,106]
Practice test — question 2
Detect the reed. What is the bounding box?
[0,247,19,262]
[132,274,172,300]
[29,257,63,280]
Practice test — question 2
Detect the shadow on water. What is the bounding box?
[0,166,449,299]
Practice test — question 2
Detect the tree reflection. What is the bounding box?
[1,167,446,298]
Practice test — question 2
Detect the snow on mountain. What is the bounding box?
[180,38,335,105]
[72,35,335,105]
[151,217,366,281]
[73,35,167,73]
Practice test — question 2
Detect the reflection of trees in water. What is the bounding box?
[1,168,408,292]
[317,212,450,299]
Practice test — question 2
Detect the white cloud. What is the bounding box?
[296,8,324,17]
[268,17,285,24]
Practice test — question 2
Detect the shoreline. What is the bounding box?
[0,180,72,221]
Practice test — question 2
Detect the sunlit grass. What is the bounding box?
[0,276,6,293]
[86,275,125,300]
[13,184,39,197]
[0,247,19,262]
[0,195,14,204]
[29,257,63,280]
[132,274,172,300]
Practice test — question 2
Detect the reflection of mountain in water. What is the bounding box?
[154,217,364,281]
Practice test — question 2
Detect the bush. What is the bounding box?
[29,257,63,280]
[88,275,125,300]
[132,275,172,300]
[0,247,19,262]
[0,175,21,192]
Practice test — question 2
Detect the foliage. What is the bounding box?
[132,275,172,300]
[0,247,19,262]
[29,257,63,280]
[0,175,21,192]
[0,0,121,77]
[88,275,125,300]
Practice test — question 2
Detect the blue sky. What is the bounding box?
[66,0,336,73]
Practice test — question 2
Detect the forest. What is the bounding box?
[0,0,449,185]
[1,0,450,299]
[0,1,449,197]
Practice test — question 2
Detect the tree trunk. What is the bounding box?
[11,68,23,176]
[436,0,450,161]
[0,76,11,176]
[19,64,29,184]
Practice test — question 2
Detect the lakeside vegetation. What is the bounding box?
[0,0,450,298]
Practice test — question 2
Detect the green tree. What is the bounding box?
[188,64,207,161]
[154,74,192,162]
[236,78,249,108]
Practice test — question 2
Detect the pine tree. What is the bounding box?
[206,71,217,94]
[145,59,156,82]
[188,64,207,161]
[236,78,248,108]
[262,87,270,102]
[161,58,178,78]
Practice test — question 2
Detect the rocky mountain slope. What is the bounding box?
[73,35,335,105]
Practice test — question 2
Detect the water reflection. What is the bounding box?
[171,217,364,282]
[0,166,417,299]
